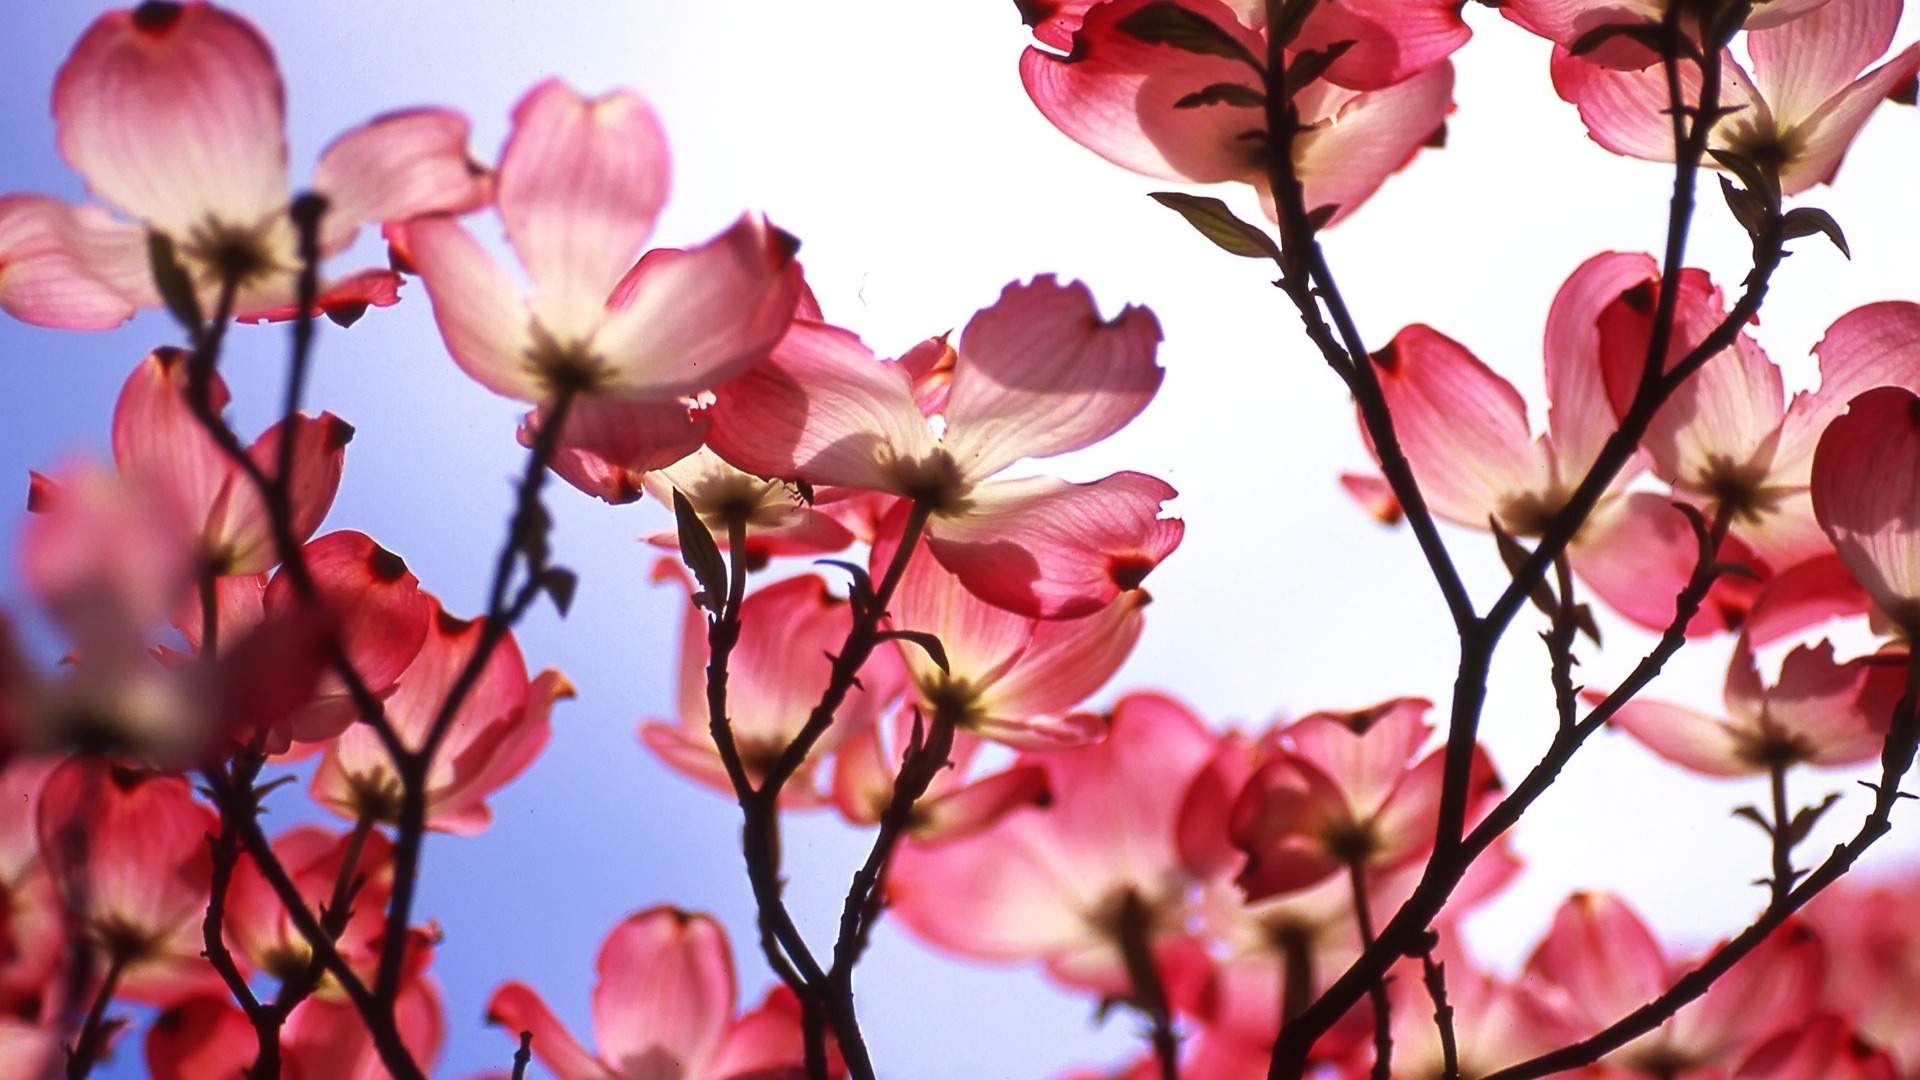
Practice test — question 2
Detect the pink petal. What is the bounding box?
[1340,471,1404,525]
[643,448,857,560]
[1734,1015,1898,1080]
[590,215,801,400]
[1763,640,1902,768]
[985,591,1147,721]
[1551,45,1766,166]
[219,412,352,574]
[1292,0,1471,92]
[1609,696,1757,777]
[1810,386,1920,627]
[1742,553,1871,647]
[0,194,141,329]
[1498,0,1664,56]
[1228,755,1350,899]
[942,276,1162,479]
[36,758,215,975]
[888,541,1036,699]
[1747,0,1899,127]
[1772,41,1920,193]
[1292,60,1453,227]
[54,3,288,234]
[398,215,540,401]
[926,471,1181,619]
[1523,891,1669,1030]
[1571,491,1767,635]
[591,908,735,1080]
[487,984,613,1080]
[1285,698,1433,819]
[1368,743,1498,869]
[146,996,257,1080]
[111,347,232,534]
[1543,251,1661,482]
[912,764,1054,844]
[1367,323,1551,532]
[704,988,819,1080]
[432,667,570,835]
[265,530,433,742]
[498,80,669,337]
[310,107,490,254]
[1779,302,1920,476]
[707,319,938,493]
[1019,0,1269,183]
[1671,923,1820,1063]
[523,397,708,505]
[1594,270,1784,495]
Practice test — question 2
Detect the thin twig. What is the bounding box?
[1346,862,1392,1080]
[1415,936,1459,1080]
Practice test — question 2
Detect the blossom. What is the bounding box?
[311,602,571,833]
[710,276,1181,618]
[18,1,490,326]
[1018,0,1455,228]
[398,79,801,410]
[1608,633,1902,777]
[486,907,829,1080]
[1551,0,1920,195]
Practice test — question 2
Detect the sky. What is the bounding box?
[3,2,1919,1078]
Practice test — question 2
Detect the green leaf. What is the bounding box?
[1148,192,1281,262]
[1113,2,1263,70]
[1173,81,1265,109]
[1490,519,1557,620]
[1707,149,1781,213]
[878,630,950,673]
[1730,804,1771,836]
[146,232,203,336]
[1786,792,1842,846]
[1781,206,1851,259]
[815,558,875,611]
[673,489,729,614]
[541,567,579,618]
[1718,175,1768,237]
[1283,40,1355,97]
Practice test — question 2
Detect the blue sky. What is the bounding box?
[4,2,1919,1077]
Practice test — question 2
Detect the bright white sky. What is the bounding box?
[2,2,1918,1078]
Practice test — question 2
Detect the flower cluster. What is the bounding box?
[1,0,1919,1079]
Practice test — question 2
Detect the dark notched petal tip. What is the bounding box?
[131,1,187,34]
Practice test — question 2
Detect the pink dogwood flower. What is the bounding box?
[1551,0,1920,195]
[311,602,571,833]
[399,79,801,417]
[1226,697,1500,902]
[1501,0,1835,62]
[1349,252,1768,634]
[710,276,1180,618]
[486,906,830,1080]
[1607,633,1902,777]
[1018,0,1469,91]
[1597,286,1920,575]
[1019,0,1455,228]
[35,756,220,1005]
[886,693,1216,997]
[22,1,490,326]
